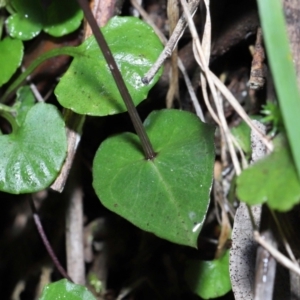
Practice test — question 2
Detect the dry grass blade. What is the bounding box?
[131,0,205,121]
[180,0,241,174]
[210,72,273,151]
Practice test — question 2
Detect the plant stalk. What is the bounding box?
[0,110,19,133]
[77,0,156,160]
[29,196,73,282]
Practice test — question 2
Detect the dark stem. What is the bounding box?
[0,110,19,133]
[28,196,73,282]
[77,0,156,160]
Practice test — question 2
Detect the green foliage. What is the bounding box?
[237,135,300,211]
[261,101,283,135]
[0,101,67,194]
[88,273,103,294]
[257,0,300,179]
[14,86,35,125]
[0,36,23,86]
[0,0,8,8]
[55,16,163,116]
[1,3,217,293]
[39,279,96,300]
[231,116,261,156]
[6,0,83,40]
[93,109,215,247]
[185,251,231,299]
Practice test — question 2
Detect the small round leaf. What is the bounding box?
[236,135,300,211]
[185,251,232,299]
[0,37,23,86]
[55,16,163,116]
[43,0,83,37]
[6,0,83,40]
[39,279,96,300]
[5,0,43,40]
[0,103,67,194]
[93,110,215,247]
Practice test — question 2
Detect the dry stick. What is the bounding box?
[166,0,180,108]
[270,209,299,265]
[77,0,155,160]
[21,66,44,103]
[254,231,300,276]
[28,196,73,282]
[51,111,84,192]
[178,59,205,121]
[65,0,108,284]
[66,184,85,285]
[130,0,205,121]
[142,0,201,84]
[254,231,277,300]
[248,27,266,90]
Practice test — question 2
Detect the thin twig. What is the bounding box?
[254,231,300,276]
[210,72,273,151]
[270,210,299,265]
[28,196,73,282]
[166,0,180,108]
[142,0,201,84]
[178,59,205,121]
[51,110,85,192]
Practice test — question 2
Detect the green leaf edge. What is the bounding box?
[257,0,300,179]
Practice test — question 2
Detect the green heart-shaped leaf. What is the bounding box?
[55,16,163,116]
[0,37,23,86]
[236,134,300,211]
[6,0,83,40]
[0,103,67,194]
[39,279,96,300]
[93,110,215,247]
[185,251,231,299]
